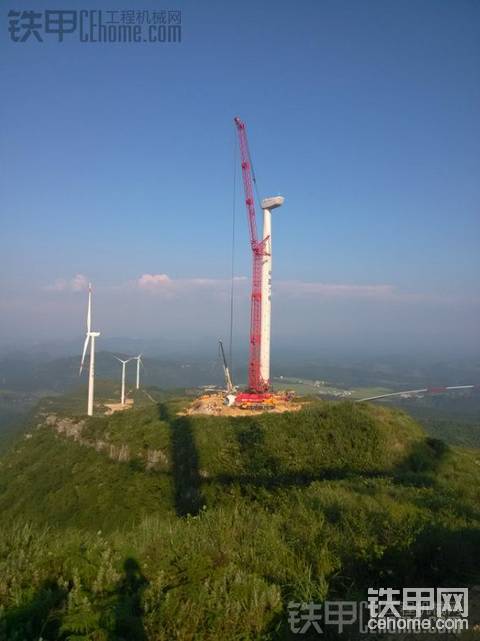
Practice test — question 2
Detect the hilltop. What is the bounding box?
[0,395,428,527]
[0,396,479,639]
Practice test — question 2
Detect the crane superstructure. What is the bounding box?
[234,117,269,399]
[233,117,284,406]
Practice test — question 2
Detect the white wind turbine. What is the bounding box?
[133,354,143,390]
[114,356,133,406]
[79,283,101,416]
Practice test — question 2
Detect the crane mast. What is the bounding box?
[233,117,270,395]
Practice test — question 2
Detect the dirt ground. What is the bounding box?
[104,398,134,415]
[181,392,304,417]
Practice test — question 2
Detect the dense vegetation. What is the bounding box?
[0,396,479,640]
[387,394,480,449]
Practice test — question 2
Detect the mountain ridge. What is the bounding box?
[0,395,479,639]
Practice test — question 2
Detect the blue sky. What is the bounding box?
[1,0,479,355]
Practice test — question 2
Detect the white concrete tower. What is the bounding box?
[80,283,101,417]
[87,332,100,415]
[259,195,284,386]
[114,357,132,406]
[134,354,142,390]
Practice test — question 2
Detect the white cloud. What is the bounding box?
[44,274,88,292]
[71,274,89,291]
[275,281,395,299]
[116,273,478,307]
[134,274,396,300]
[135,273,248,295]
[138,273,171,290]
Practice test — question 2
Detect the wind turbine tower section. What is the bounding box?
[260,196,284,385]
[79,283,101,417]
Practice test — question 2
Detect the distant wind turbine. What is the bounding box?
[133,354,143,390]
[79,283,101,416]
[114,356,133,406]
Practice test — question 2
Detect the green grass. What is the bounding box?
[383,395,480,448]
[0,397,479,640]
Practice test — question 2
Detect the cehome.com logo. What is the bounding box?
[287,588,469,635]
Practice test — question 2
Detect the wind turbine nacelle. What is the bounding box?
[261,196,284,210]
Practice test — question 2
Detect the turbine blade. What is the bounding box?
[87,283,92,333]
[79,334,90,375]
